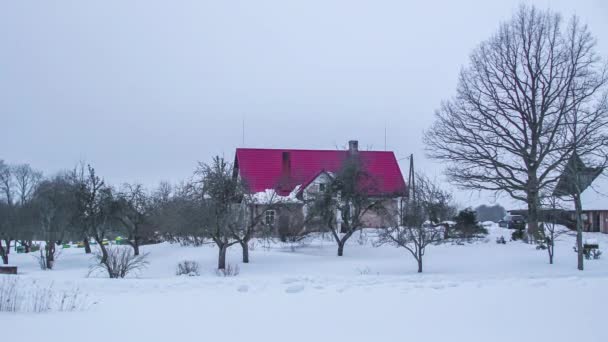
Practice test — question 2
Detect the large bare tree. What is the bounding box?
[424,5,608,237]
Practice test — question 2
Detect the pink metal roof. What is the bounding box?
[235,148,407,196]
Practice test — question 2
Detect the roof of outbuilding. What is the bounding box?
[234,148,407,196]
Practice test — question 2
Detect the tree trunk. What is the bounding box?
[96,238,108,264]
[574,193,584,271]
[5,239,11,254]
[22,241,31,253]
[218,245,227,270]
[0,242,7,265]
[83,239,91,254]
[417,251,423,273]
[526,187,540,240]
[240,241,249,263]
[46,242,55,270]
[132,238,140,256]
[337,241,345,256]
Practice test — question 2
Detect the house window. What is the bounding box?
[319,183,326,192]
[265,210,276,225]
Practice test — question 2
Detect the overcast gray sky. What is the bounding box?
[1,0,607,208]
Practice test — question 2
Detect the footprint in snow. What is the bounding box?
[282,278,299,284]
[285,285,305,293]
[237,285,249,293]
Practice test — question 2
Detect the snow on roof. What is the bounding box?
[248,185,302,204]
[507,175,608,212]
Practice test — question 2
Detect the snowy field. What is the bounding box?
[2,225,607,342]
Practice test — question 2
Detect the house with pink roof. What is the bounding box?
[233,140,407,235]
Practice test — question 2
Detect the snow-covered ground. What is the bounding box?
[2,225,607,342]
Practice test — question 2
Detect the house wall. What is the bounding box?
[360,198,401,228]
[509,209,608,234]
[583,210,608,233]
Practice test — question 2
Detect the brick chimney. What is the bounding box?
[348,140,359,154]
[280,151,291,193]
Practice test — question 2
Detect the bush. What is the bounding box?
[511,229,525,241]
[89,246,149,279]
[451,208,488,241]
[176,260,200,276]
[575,246,603,260]
[215,263,239,277]
[496,236,506,244]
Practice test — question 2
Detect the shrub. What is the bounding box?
[451,208,488,241]
[89,246,149,279]
[215,263,239,277]
[511,229,525,241]
[176,260,200,276]
[496,236,506,244]
[575,246,603,260]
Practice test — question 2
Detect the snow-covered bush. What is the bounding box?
[215,263,239,277]
[176,260,200,276]
[496,236,506,244]
[0,277,88,313]
[89,246,149,278]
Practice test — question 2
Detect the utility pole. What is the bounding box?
[384,123,387,151]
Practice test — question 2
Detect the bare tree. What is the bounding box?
[0,160,15,263]
[228,189,286,263]
[424,5,608,238]
[194,156,242,270]
[12,164,42,252]
[377,175,452,273]
[0,200,11,264]
[32,174,78,270]
[115,183,153,256]
[73,164,115,262]
[306,155,388,256]
[149,181,208,246]
[537,197,574,265]
[12,164,42,206]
